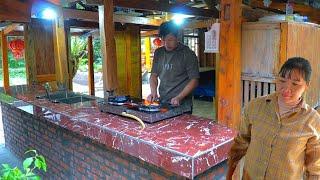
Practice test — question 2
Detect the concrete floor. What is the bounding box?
[193,98,215,120]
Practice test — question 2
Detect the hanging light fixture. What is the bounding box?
[8,39,25,60]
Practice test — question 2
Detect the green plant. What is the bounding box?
[70,37,87,77]
[1,149,47,180]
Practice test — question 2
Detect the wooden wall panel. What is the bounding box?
[28,19,55,75]
[241,22,281,77]
[286,23,320,107]
[115,25,142,98]
[115,31,128,95]
[126,25,142,98]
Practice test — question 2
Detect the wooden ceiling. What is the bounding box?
[1,0,320,31]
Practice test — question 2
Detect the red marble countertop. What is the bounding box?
[1,87,236,178]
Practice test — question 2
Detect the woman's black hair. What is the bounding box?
[279,57,312,83]
[158,21,179,38]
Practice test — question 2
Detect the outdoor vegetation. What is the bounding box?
[1,149,46,180]
[0,51,26,82]
[0,36,102,87]
[71,36,102,74]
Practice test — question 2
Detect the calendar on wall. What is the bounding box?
[204,23,220,53]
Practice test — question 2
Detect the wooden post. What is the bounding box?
[52,8,69,88]
[99,1,118,96]
[145,37,151,72]
[88,35,95,96]
[0,31,9,91]
[216,0,242,129]
[64,24,73,90]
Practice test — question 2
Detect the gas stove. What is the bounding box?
[98,96,191,123]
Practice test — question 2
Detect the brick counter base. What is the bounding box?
[2,103,227,179]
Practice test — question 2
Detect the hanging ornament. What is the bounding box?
[153,38,162,47]
[8,39,25,60]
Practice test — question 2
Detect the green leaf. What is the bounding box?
[38,155,45,163]
[25,172,35,177]
[1,164,11,169]
[25,149,37,156]
[23,157,34,170]
[34,158,42,169]
[3,170,10,178]
[41,161,47,172]
[25,167,31,174]
[12,167,23,176]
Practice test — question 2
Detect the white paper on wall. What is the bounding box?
[204,23,220,53]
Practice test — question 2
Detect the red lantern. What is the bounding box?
[8,39,25,60]
[153,38,162,47]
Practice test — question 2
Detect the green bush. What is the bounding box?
[1,149,47,180]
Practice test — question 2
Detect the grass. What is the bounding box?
[0,68,26,81]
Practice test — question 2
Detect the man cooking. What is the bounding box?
[147,21,199,113]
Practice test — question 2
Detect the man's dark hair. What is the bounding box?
[158,21,179,38]
[279,57,312,83]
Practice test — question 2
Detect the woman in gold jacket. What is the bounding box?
[227,57,320,180]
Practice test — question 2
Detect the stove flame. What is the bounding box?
[143,99,160,106]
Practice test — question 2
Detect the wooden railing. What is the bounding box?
[241,75,276,107]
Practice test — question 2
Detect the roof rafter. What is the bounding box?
[82,0,218,17]
[250,0,320,23]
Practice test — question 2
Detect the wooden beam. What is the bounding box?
[0,31,9,91]
[99,3,118,93]
[63,8,220,29]
[0,0,32,22]
[7,31,24,37]
[65,19,99,29]
[114,0,218,17]
[63,8,164,26]
[115,14,164,26]
[183,18,217,29]
[250,0,320,23]
[216,0,242,129]
[87,35,95,96]
[3,24,20,35]
[36,74,56,83]
[84,0,218,17]
[141,30,158,37]
[52,8,69,87]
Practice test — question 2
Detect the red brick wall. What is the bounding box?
[1,103,227,179]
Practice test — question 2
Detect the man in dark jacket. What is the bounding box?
[147,21,199,112]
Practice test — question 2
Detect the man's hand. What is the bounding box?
[170,96,182,106]
[147,93,159,102]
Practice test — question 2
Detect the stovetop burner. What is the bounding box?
[107,96,130,105]
[99,96,191,123]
